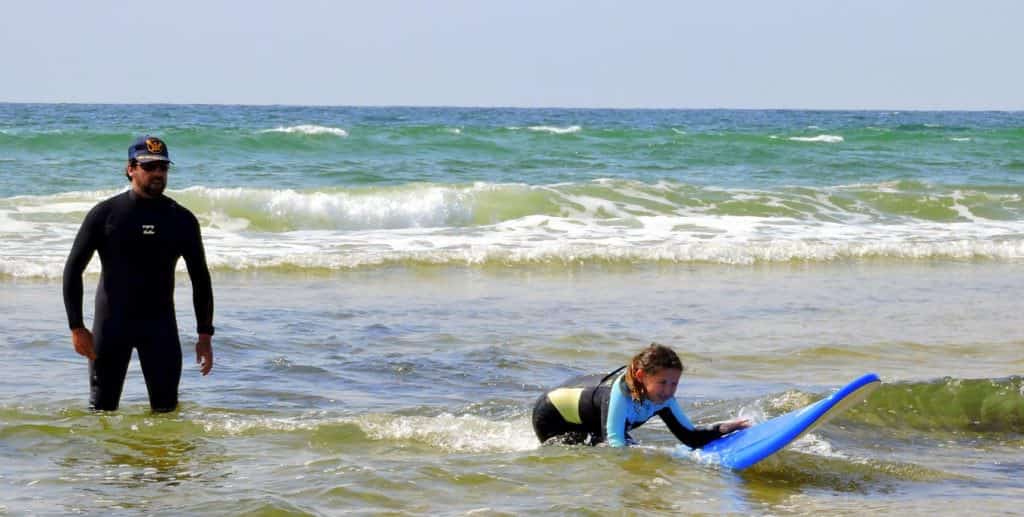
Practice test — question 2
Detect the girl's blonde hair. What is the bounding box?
[624,343,683,401]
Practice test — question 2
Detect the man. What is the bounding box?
[63,135,214,412]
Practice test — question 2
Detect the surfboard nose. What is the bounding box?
[699,373,882,470]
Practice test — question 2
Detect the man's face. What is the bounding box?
[129,161,169,197]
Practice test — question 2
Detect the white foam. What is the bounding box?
[259,125,348,137]
[948,190,978,221]
[673,444,722,466]
[5,184,1024,278]
[199,414,319,435]
[788,134,844,144]
[178,185,474,230]
[789,432,848,459]
[6,223,1024,278]
[527,125,581,135]
[950,137,972,142]
[0,210,37,233]
[358,413,538,453]
[0,128,65,135]
[768,391,815,411]
[13,201,99,215]
[193,411,537,453]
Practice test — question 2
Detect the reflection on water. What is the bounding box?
[4,262,1024,514]
[42,409,233,513]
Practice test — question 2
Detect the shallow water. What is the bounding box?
[2,105,1023,514]
[3,262,1023,515]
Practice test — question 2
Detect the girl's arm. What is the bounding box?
[604,379,632,447]
[658,398,726,449]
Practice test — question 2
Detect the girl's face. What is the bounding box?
[636,367,681,404]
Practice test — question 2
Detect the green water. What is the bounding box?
[1,104,1022,514]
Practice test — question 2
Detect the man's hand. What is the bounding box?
[71,328,96,360]
[196,334,213,376]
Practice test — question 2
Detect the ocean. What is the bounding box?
[1,104,1022,515]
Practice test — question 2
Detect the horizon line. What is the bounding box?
[1,100,1022,113]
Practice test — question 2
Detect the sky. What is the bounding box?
[2,1,1022,110]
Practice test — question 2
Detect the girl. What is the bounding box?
[532,343,750,448]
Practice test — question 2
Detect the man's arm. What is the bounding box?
[182,212,214,375]
[181,213,214,335]
[63,207,102,330]
[63,206,101,360]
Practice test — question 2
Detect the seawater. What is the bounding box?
[1,104,1022,515]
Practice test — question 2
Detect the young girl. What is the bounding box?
[532,343,750,448]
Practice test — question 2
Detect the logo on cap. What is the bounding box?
[146,138,165,154]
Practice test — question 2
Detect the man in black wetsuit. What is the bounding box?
[63,135,214,412]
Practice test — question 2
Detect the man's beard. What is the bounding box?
[142,179,166,197]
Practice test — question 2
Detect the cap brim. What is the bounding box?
[135,154,172,164]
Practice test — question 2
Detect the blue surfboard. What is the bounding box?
[699,373,881,470]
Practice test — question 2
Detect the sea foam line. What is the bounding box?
[788,134,844,143]
[4,184,1024,278]
[526,125,581,134]
[259,125,349,137]
[4,232,1024,279]
[194,411,538,453]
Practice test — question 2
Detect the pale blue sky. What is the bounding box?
[2,1,1021,109]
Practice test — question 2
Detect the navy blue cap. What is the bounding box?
[129,135,172,163]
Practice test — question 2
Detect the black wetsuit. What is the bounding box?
[63,190,214,412]
[532,367,725,448]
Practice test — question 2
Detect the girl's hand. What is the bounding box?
[718,418,753,434]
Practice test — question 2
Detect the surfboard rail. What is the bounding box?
[700,373,881,470]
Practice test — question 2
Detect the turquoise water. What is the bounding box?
[1,104,1023,514]
[3,105,1024,278]
[4,105,1024,195]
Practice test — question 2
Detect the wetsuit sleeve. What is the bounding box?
[63,205,102,330]
[181,212,215,336]
[604,378,631,447]
[658,398,725,449]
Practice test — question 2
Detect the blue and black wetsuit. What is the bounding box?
[532,367,725,448]
[63,190,214,412]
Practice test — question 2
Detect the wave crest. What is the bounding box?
[526,125,581,134]
[789,134,844,143]
[259,125,349,137]
[846,376,1024,433]
[3,181,1024,278]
